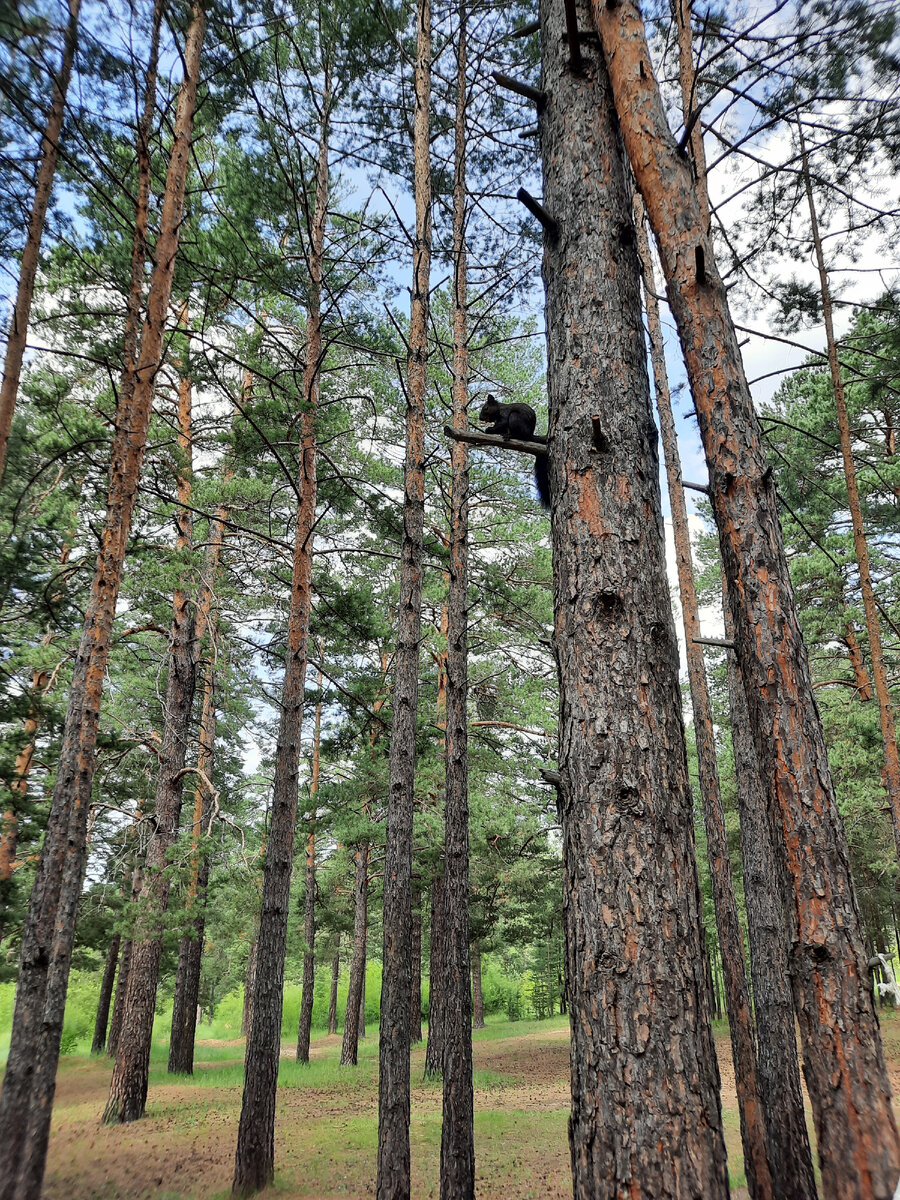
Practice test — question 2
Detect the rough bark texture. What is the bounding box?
[341,843,370,1066]
[0,0,81,482]
[376,0,431,1193]
[91,933,121,1055]
[297,687,323,1064]
[328,934,340,1035]
[635,197,772,1200]
[104,310,198,1124]
[723,586,817,1200]
[440,7,474,1186]
[0,6,191,1194]
[539,2,729,1195]
[424,872,446,1079]
[471,943,485,1029]
[242,936,258,1041]
[231,76,329,1196]
[590,0,900,1190]
[410,908,423,1043]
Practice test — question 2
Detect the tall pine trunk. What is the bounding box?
[109,861,144,1058]
[104,308,198,1123]
[0,6,195,1194]
[440,3,474,1187]
[328,934,340,1035]
[410,907,423,1043]
[470,943,485,1030]
[634,196,773,1200]
[296,680,323,1063]
[376,0,431,1192]
[231,71,330,1196]
[0,0,81,482]
[168,516,227,1073]
[539,2,728,1194]
[424,871,446,1078]
[723,583,817,1200]
[91,933,121,1055]
[590,0,900,1189]
[799,126,900,866]
[340,843,370,1065]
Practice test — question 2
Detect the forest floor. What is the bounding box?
[11,1008,900,1199]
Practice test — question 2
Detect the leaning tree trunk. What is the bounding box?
[0,0,81,483]
[723,582,817,1200]
[91,932,121,1055]
[328,933,340,1035]
[538,2,729,1195]
[104,311,198,1124]
[634,196,773,1200]
[424,871,447,1079]
[376,1,431,1194]
[471,943,485,1030]
[440,5,474,1188]
[0,6,194,1195]
[231,71,330,1197]
[590,0,900,1190]
[340,843,370,1066]
[297,680,324,1064]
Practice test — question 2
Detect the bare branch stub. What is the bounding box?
[510,18,541,38]
[491,71,547,111]
[516,187,559,239]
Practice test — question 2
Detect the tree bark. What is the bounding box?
[242,936,258,1041]
[376,0,431,1193]
[410,907,423,1043]
[471,942,485,1030]
[91,933,121,1055]
[723,583,817,1200]
[297,682,323,1064]
[635,196,773,1200]
[424,871,447,1079]
[539,2,729,1195]
[0,0,81,483]
[104,304,198,1123]
[231,69,330,1197]
[328,933,340,1035]
[340,843,370,1066]
[0,5,193,1193]
[589,0,900,1189]
[440,5,474,1187]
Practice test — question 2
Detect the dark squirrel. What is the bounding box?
[479,394,550,508]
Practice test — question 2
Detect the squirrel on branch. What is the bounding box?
[479,394,550,508]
